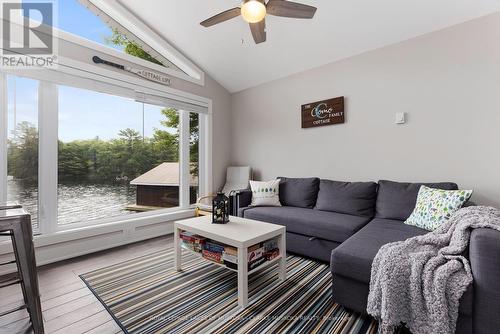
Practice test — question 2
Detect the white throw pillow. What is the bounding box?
[249,179,281,207]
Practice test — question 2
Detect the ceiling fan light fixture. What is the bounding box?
[241,0,266,23]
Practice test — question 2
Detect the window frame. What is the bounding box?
[62,0,205,86]
[38,81,58,234]
[0,74,7,205]
[0,45,212,235]
[57,29,204,86]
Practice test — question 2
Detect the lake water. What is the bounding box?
[7,179,137,230]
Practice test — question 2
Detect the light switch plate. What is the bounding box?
[395,112,406,124]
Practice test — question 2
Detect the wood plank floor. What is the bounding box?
[0,236,173,334]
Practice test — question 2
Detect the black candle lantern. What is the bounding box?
[212,192,229,224]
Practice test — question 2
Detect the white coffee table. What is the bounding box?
[174,215,287,308]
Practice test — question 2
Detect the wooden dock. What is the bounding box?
[125,204,166,212]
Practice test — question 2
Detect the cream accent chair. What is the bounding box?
[195,166,252,216]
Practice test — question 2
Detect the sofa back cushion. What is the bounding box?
[315,180,377,217]
[375,180,458,220]
[278,177,320,208]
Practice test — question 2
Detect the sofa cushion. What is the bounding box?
[315,180,377,217]
[249,179,281,207]
[331,218,427,283]
[375,180,458,220]
[278,177,320,208]
[243,206,370,243]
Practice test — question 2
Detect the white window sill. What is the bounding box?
[0,208,195,256]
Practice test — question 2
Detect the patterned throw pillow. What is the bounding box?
[405,185,473,231]
[249,179,281,207]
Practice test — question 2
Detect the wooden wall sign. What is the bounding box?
[301,96,344,128]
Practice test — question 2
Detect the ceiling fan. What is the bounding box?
[200,0,317,44]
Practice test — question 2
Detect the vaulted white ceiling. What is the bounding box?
[118,0,500,93]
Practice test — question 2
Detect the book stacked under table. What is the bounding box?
[180,230,280,271]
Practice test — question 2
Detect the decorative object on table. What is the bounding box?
[301,96,344,128]
[212,192,230,224]
[0,208,44,334]
[404,185,473,231]
[249,179,281,207]
[195,166,252,216]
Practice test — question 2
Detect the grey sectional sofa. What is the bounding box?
[237,177,500,334]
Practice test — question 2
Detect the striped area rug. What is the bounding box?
[80,249,378,334]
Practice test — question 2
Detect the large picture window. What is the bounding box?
[57,86,182,225]
[0,74,208,234]
[6,76,39,231]
[56,0,184,73]
[0,1,208,260]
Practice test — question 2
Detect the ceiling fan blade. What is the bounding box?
[266,0,317,19]
[249,19,266,44]
[200,7,241,27]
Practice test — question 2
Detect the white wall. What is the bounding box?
[230,12,500,207]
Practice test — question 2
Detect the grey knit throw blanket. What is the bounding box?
[367,206,500,334]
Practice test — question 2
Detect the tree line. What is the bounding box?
[8,108,199,184]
